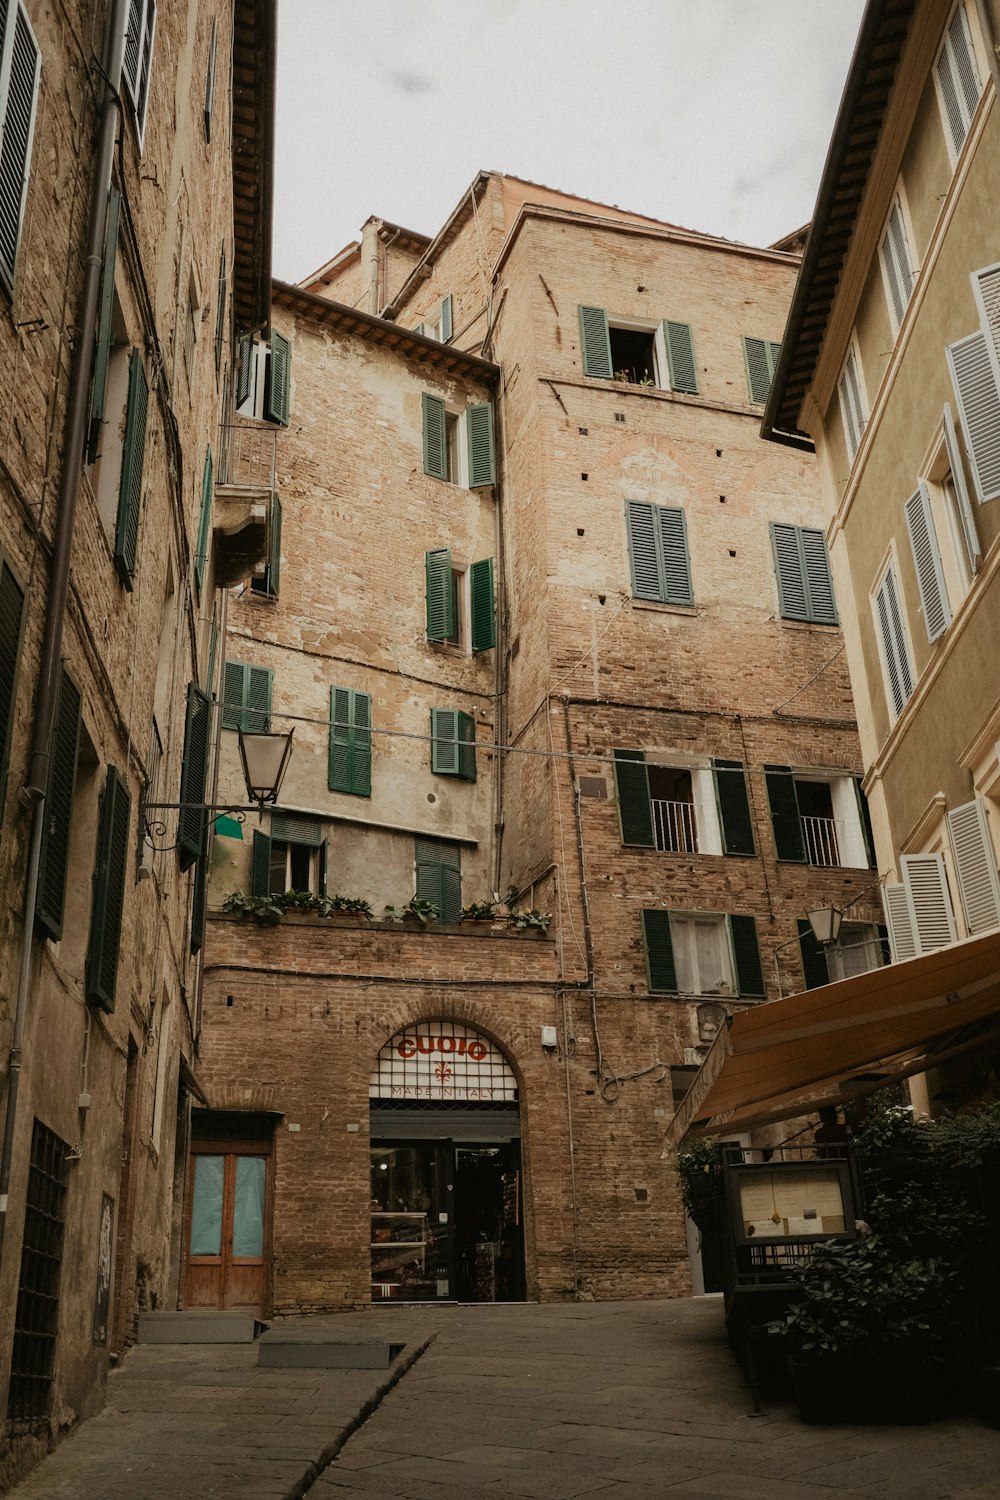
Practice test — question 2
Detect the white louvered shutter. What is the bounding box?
[880,198,913,331]
[936,3,982,156]
[947,798,1000,935]
[874,566,915,718]
[947,331,1000,503]
[838,347,866,460]
[972,263,1000,386]
[943,402,981,573]
[0,3,40,297]
[904,483,951,642]
[883,882,917,962]
[902,852,957,951]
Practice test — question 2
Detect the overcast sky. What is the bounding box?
[273,1,868,286]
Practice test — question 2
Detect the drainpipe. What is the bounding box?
[0,0,129,1267]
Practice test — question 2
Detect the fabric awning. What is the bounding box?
[667,930,1000,1142]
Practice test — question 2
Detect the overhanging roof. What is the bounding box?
[668,929,1000,1140]
[232,0,277,336]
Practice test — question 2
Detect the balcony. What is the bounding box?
[212,421,278,586]
[801,814,841,867]
[652,798,698,854]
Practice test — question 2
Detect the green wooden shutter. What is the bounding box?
[214,246,226,375]
[328,686,372,796]
[318,836,328,898]
[194,446,213,595]
[269,494,282,595]
[798,526,838,624]
[190,841,207,954]
[657,507,693,605]
[440,294,453,344]
[251,829,271,897]
[797,919,830,990]
[613,749,654,847]
[854,778,876,868]
[770,522,807,620]
[203,15,218,140]
[470,557,495,651]
[264,330,291,425]
[244,665,272,732]
[36,669,82,940]
[729,914,765,997]
[712,759,754,856]
[222,660,243,730]
[642,910,677,993]
[764,765,806,862]
[0,3,40,297]
[86,765,131,1011]
[743,336,779,404]
[626,501,662,600]
[422,393,448,480]
[236,333,254,406]
[0,557,25,803]
[430,708,462,776]
[88,186,122,462]
[579,305,612,379]
[425,547,453,640]
[466,403,496,487]
[664,321,698,394]
[457,710,477,783]
[177,682,210,870]
[115,350,149,589]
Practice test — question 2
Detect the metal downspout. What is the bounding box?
[0,0,129,1266]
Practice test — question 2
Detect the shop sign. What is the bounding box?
[369,1020,517,1101]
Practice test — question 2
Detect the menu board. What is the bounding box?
[738,1168,846,1238]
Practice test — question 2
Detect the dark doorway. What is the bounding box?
[453,1144,524,1302]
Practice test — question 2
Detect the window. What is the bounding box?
[879,191,915,334]
[203,16,218,141]
[222,660,272,733]
[177,681,210,872]
[85,765,131,1012]
[425,294,453,344]
[252,814,327,898]
[235,330,291,425]
[214,246,227,376]
[7,1121,69,1421]
[882,852,957,959]
[613,751,755,856]
[770,523,837,624]
[837,341,868,462]
[250,494,282,598]
[194,447,213,596]
[904,482,951,642]
[763,767,873,868]
[328,686,372,796]
[114,350,150,590]
[578,305,698,393]
[935,2,983,159]
[0,553,25,808]
[798,919,887,988]
[123,0,156,148]
[425,548,495,650]
[641,909,765,998]
[421,394,495,487]
[742,337,781,404]
[415,837,461,922]
[35,668,81,940]
[0,1,40,297]
[947,797,1000,935]
[934,404,981,585]
[873,561,916,719]
[183,263,201,384]
[430,708,476,781]
[626,501,693,605]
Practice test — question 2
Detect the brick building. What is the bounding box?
[0,0,276,1483]
[194,173,883,1313]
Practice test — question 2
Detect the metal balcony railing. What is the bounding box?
[652,798,698,854]
[218,420,278,490]
[801,814,841,867]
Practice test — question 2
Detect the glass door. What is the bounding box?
[185,1148,269,1310]
[370,1143,453,1300]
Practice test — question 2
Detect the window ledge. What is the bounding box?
[779,617,840,631]
[631,599,698,617]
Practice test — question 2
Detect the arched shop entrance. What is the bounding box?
[369,1020,525,1303]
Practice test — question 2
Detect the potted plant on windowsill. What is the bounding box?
[324,894,374,918]
[504,906,551,933]
[384,897,439,927]
[460,899,499,925]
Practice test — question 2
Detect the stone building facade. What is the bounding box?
[196,175,882,1313]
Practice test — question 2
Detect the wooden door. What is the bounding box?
[184,1142,270,1311]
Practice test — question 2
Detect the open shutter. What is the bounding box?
[236,333,253,407]
[263,492,282,597]
[177,683,210,871]
[771,522,808,620]
[764,766,805,862]
[657,507,693,605]
[613,750,654,848]
[115,351,148,589]
[642,910,677,993]
[729,915,765,998]
[431,708,458,775]
[579,305,612,379]
[664,321,698,394]
[318,836,328,898]
[440,294,453,344]
[947,798,1000,935]
[250,829,271,897]
[264,329,291,425]
[972,263,1000,386]
[742,337,778,403]
[88,186,122,462]
[424,548,452,641]
[875,567,915,717]
[203,15,218,140]
[194,447,213,594]
[214,247,226,374]
[470,557,495,651]
[883,882,917,962]
[904,483,951,642]
[0,557,25,800]
[457,710,476,783]
[244,665,272,732]
[36,669,82,940]
[422,392,448,480]
[901,852,957,951]
[712,759,754,856]
[86,766,131,1011]
[222,660,243,730]
[466,402,496,487]
[942,403,980,573]
[797,919,830,990]
[123,0,156,143]
[947,331,1000,503]
[799,528,838,624]
[328,686,371,796]
[854,778,876,868]
[0,3,40,297]
[626,501,662,601]
[880,198,913,330]
[190,839,207,954]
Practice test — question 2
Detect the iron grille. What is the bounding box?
[8,1120,69,1422]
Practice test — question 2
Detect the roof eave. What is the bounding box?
[232,0,277,338]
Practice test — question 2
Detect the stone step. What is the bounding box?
[137,1310,265,1344]
[257,1328,405,1369]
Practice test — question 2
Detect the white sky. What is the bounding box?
[273,1,867,286]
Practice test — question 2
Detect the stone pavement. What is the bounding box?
[8,1298,1000,1499]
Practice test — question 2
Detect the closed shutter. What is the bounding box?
[901,852,957,951]
[430,708,458,776]
[221,661,272,733]
[797,919,830,990]
[264,330,291,425]
[0,2,40,297]
[883,882,917,962]
[190,842,207,954]
[625,502,692,604]
[194,447,213,595]
[328,686,372,796]
[457,710,476,782]
[742,337,779,403]
[642,910,677,993]
[874,566,915,717]
[771,522,808,619]
[838,346,866,460]
[712,759,754,856]
[0,556,25,801]
[470,557,495,651]
[613,750,654,847]
[36,668,82,940]
[86,766,131,1011]
[115,351,149,589]
[664,321,698,394]
[799,528,838,624]
[466,403,496,487]
[422,392,448,480]
[626,501,662,601]
[880,198,913,330]
[578,304,612,379]
[424,547,453,640]
[729,914,765,997]
[771,523,837,624]
[904,482,951,642]
[943,402,980,572]
[250,829,271,897]
[203,15,218,140]
[658,506,693,605]
[415,838,461,922]
[972,263,1000,385]
[123,0,156,144]
[947,331,1000,503]
[440,294,453,344]
[88,186,122,462]
[947,798,1000,935]
[214,246,226,374]
[177,682,210,871]
[764,765,806,862]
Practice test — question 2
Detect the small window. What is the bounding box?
[250,494,282,599]
[879,191,915,335]
[641,909,765,998]
[872,561,916,720]
[234,330,291,426]
[578,306,697,393]
[609,323,659,387]
[613,751,754,857]
[827,923,888,982]
[770,523,837,624]
[935,2,983,160]
[222,660,272,733]
[837,341,868,463]
[742,337,781,404]
[183,263,201,384]
[415,837,461,922]
[625,501,693,606]
[764,766,873,869]
[252,818,326,898]
[421,395,495,488]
